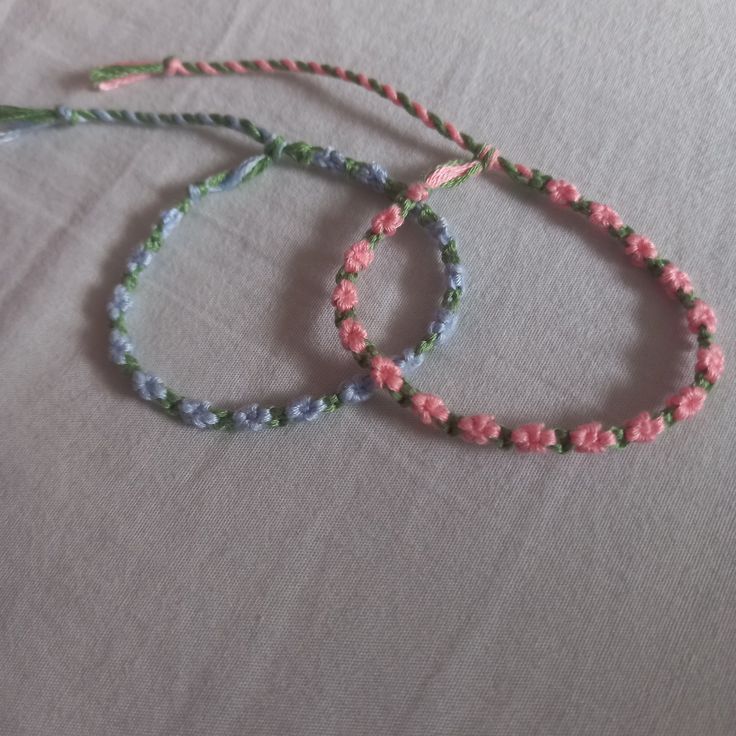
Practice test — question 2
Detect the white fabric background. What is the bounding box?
[2,1,735,734]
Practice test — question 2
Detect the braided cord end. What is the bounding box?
[422,145,496,191]
[0,105,66,143]
[89,60,166,91]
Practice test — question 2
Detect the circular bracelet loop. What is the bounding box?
[333,162,724,453]
[106,133,464,430]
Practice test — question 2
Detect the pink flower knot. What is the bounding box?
[569,422,616,453]
[343,240,374,274]
[371,205,404,236]
[624,412,665,443]
[515,163,533,179]
[624,233,657,267]
[331,280,358,312]
[695,345,725,383]
[457,414,501,445]
[659,263,693,298]
[589,202,624,230]
[546,179,580,205]
[411,393,449,425]
[406,182,430,202]
[511,423,556,453]
[687,300,717,334]
[667,386,707,421]
[370,356,404,392]
[338,318,367,353]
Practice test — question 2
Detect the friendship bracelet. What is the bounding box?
[336,173,724,451]
[90,55,725,451]
[0,104,462,429]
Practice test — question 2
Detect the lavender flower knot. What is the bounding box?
[179,399,218,429]
[126,245,153,273]
[108,329,133,365]
[132,371,167,402]
[187,184,203,204]
[445,263,464,290]
[428,217,452,247]
[429,308,458,343]
[160,207,184,238]
[393,348,425,373]
[355,162,389,191]
[285,396,326,422]
[107,285,132,321]
[339,374,375,404]
[233,404,272,431]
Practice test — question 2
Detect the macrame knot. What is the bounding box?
[476,144,498,171]
[263,135,287,160]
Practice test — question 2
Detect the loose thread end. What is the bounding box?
[89,61,166,91]
[0,105,64,144]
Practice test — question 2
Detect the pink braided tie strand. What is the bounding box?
[94,56,480,154]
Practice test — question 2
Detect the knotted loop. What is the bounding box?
[263,134,287,160]
[476,144,498,171]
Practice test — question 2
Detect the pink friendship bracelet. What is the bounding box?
[89,55,724,453]
[336,179,723,452]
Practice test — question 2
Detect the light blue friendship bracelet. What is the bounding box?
[0,104,464,429]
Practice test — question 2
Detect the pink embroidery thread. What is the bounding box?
[457,414,501,445]
[331,280,358,312]
[687,300,717,334]
[344,240,375,274]
[412,394,449,425]
[659,264,693,298]
[570,422,616,453]
[371,205,404,236]
[406,182,430,202]
[588,202,623,230]
[696,345,725,383]
[625,412,665,443]
[370,356,403,391]
[511,423,556,453]
[624,234,657,267]
[667,386,707,421]
[339,318,367,353]
[546,179,580,205]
